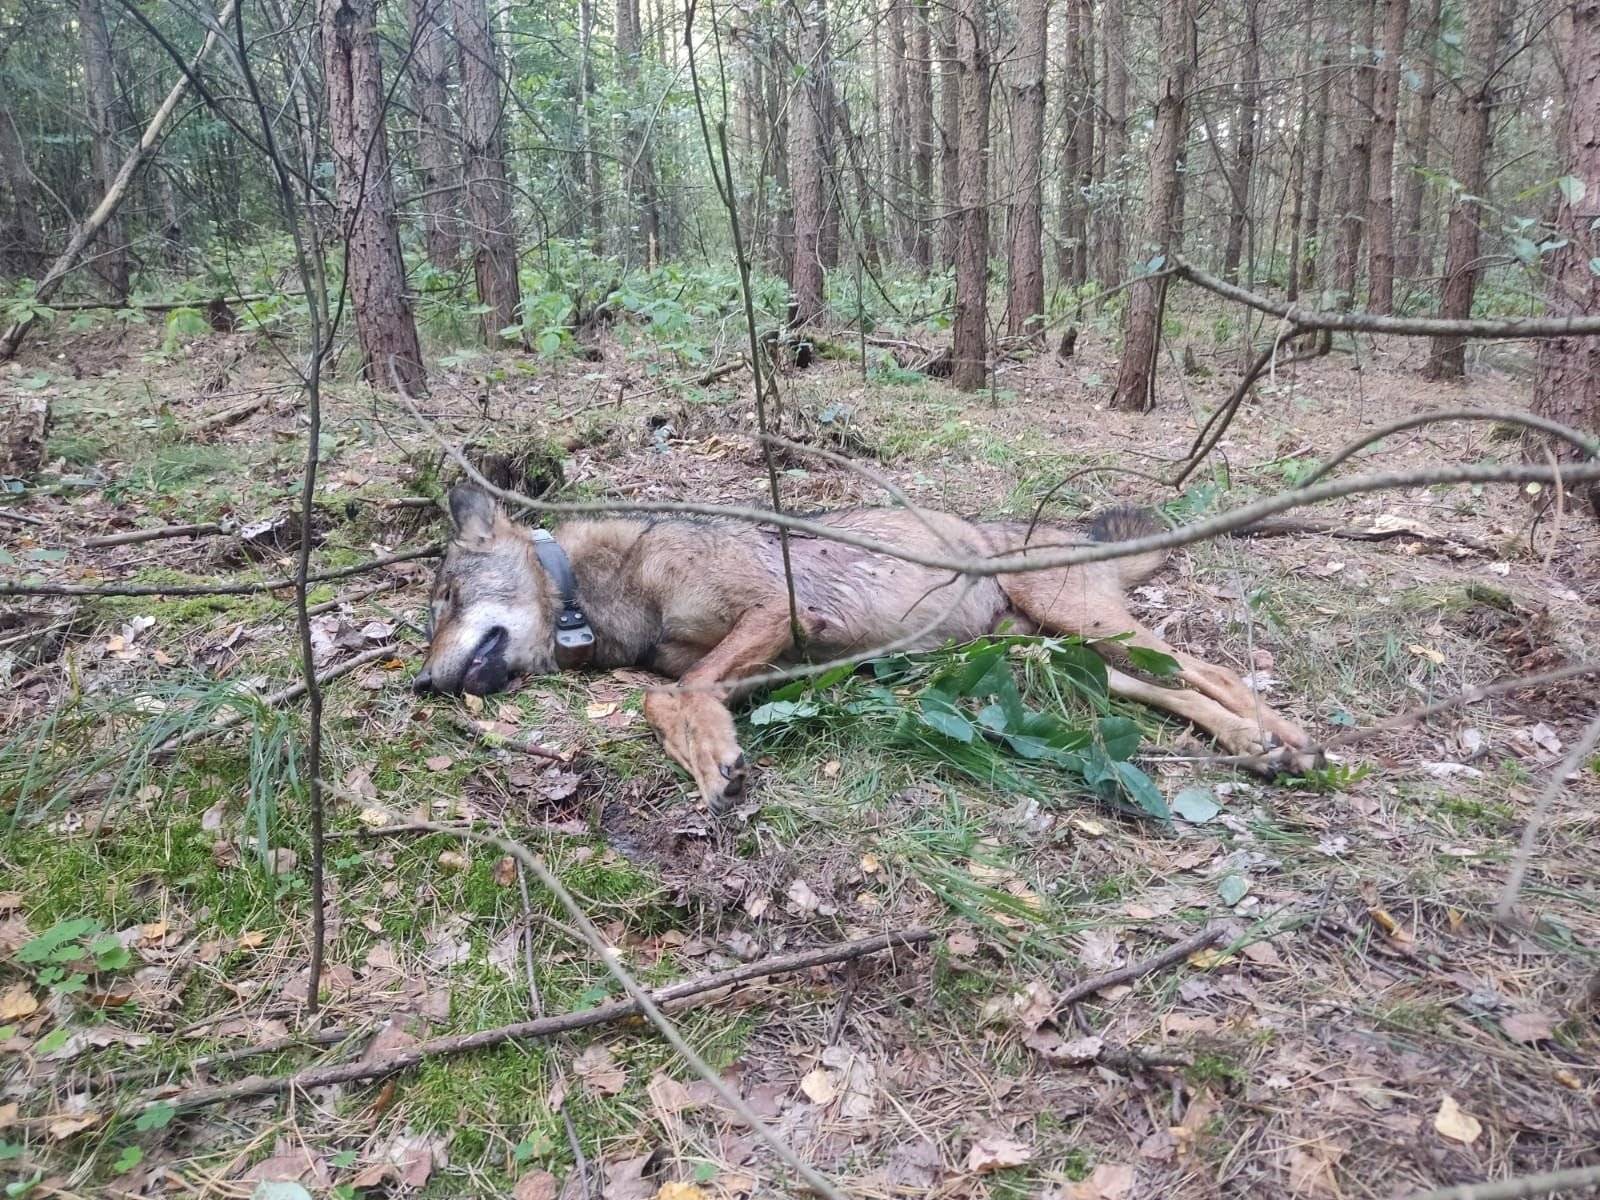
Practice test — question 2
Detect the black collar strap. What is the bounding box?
[529,529,595,669]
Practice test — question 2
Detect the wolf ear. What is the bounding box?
[447,485,498,539]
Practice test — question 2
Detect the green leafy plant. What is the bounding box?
[748,635,1173,819]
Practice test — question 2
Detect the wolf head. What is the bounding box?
[413,486,559,695]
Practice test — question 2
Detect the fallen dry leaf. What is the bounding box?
[493,856,518,887]
[0,891,22,912]
[575,1043,626,1096]
[0,1102,17,1129]
[1069,1163,1135,1200]
[424,755,453,772]
[965,1136,1031,1173]
[1500,1010,1557,1043]
[655,1185,707,1200]
[646,1071,697,1117]
[437,849,468,871]
[512,1170,560,1200]
[1433,1095,1482,1144]
[584,700,619,720]
[1367,907,1413,946]
[0,982,39,1021]
[786,878,821,914]
[799,1066,837,1105]
[47,1111,101,1141]
[1286,1140,1345,1197]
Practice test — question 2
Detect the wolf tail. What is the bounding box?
[1088,505,1170,588]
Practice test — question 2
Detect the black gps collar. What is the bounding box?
[529,529,595,669]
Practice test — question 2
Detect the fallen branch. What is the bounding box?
[1173,335,1320,487]
[151,645,398,759]
[1175,257,1600,339]
[1235,517,1490,554]
[0,0,241,361]
[192,395,274,435]
[305,577,404,617]
[446,711,568,761]
[37,292,279,313]
[84,520,234,549]
[139,927,931,1113]
[0,509,46,526]
[1404,1164,1600,1200]
[1054,925,1225,1012]
[0,543,439,598]
[1496,708,1600,921]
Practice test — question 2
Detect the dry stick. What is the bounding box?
[83,521,233,549]
[41,293,280,313]
[0,544,440,598]
[1174,256,1600,338]
[1054,924,1225,1014]
[149,645,396,759]
[1235,516,1491,553]
[0,0,240,361]
[1300,408,1600,488]
[1172,337,1321,487]
[305,577,403,617]
[445,710,568,761]
[139,927,932,1113]
[0,509,47,527]
[424,823,856,1200]
[1495,708,1600,922]
[1404,1164,1600,1200]
[192,394,275,435]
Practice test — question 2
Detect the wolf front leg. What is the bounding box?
[642,604,809,813]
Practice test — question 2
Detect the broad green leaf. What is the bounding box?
[1126,646,1180,677]
[1557,175,1587,206]
[919,695,976,743]
[1218,874,1250,906]
[1171,786,1221,824]
[1096,715,1144,761]
[747,699,819,726]
[134,1102,176,1132]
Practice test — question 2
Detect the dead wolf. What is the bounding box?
[415,486,1315,812]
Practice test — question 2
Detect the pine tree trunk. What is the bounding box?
[1300,9,1333,291]
[1058,0,1092,287]
[910,0,935,270]
[579,0,603,251]
[0,106,45,273]
[1221,0,1260,283]
[452,0,523,346]
[1096,0,1129,287]
[886,0,912,259]
[406,0,460,269]
[1530,0,1598,468]
[1285,0,1316,301]
[1333,0,1376,307]
[938,12,961,269]
[1113,0,1192,410]
[78,0,130,300]
[789,2,828,324]
[950,0,990,390]
[1366,0,1409,312]
[1005,0,1046,339]
[322,0,426,393]
[616,0,662,266]
[1394,0,1442,283]
[1426,0,1507,378]
[764,38,794,278]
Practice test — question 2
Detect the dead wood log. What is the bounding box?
[1,394,49,479]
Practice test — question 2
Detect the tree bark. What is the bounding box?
[1096,0,1129,288]
[78,0,130,300]
[1365,0,1410,312]
[1426,0,1507,378]
[0,106,45,273]
[1300,8,1333,292]
[910,0,935,270]
[762,36,793,278]
[1221,0,1260,283]
[950,0,990,390]
[1285,0,1316,301]
[452,0,523,346]
[938,10,961,269]
[406,0,460,269]
[1394,0,1442,283]
[616,0,662,266]
[578,0,603,251]
[1005,0,1046,340]
[321,0,426,393]
[1530,0,1600,481]
[1333,0,1376,308]
[886,0,912,259]
[1058,0,1092,287]
[789,1,828,324]
[1112,0,1192,410]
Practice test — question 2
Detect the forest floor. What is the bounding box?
[2,309,1599,1200]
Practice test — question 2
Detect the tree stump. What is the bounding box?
[1,393,49,480]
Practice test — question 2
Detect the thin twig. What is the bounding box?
[446,711,569,761]
[1175,256,1600,338]
[150,645,397,759]
[1054,925,1224,1013]
[1404,1164,1600,1200]
[137,925,932,1113]
[1496,709,1600,921]
[0,544,439,598]
[416,822,858,1200]
[83,521,232,549]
